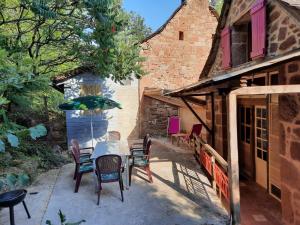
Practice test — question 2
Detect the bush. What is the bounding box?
[0,139,69,192]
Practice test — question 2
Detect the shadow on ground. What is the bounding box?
[1,139,229,225]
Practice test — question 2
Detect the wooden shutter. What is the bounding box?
[221,27,231,70]
[251,0,266,59]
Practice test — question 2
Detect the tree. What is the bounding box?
[215,0,224,15]
[0,0,151,151]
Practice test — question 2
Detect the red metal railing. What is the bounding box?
[200,147,213,175]
[194,135,229,203]
[214,164,229,201]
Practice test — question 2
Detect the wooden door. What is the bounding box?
[255,106,268,189]
[238,105,254,179]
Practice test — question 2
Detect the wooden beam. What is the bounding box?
[184,96,207,106]
[228,94,241,225]
[228,85,300,225]
[181,97,212,133]
[211,93,216,148]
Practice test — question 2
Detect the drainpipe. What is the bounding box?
[227,85,300,225]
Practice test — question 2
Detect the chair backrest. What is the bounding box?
[167,116,180,135]
[143,134,150,149]
[144,139,152,156]
[95,154,122,180]
[70,139,80,163]
[189,124,202,139]
[108,131,121,141]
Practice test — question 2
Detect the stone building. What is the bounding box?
[139,0,218,137]
[167,0,300,224]
[52,67,140,146]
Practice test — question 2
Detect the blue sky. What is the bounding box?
[123,0,182,31]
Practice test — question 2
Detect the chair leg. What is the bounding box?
[119,179,124,202]
[22,201,31,219]
[97,189,101,205]
[9,206,15,225]
[73,164,78,180]
[120,176,124,190]
[129,165,133,186]
[145,165,153,183]
[75,173,83,193]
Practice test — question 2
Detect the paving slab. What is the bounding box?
[42,140,229,225]
[0,169,60,225]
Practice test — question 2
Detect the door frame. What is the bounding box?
[237,97,268,188]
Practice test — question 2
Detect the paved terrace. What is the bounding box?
[0,139,229,225]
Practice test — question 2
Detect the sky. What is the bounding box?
[123,0,182,32]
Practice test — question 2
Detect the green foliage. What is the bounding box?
[46,210,86,225]
[0,0,150,152]
[0,173,30,192]
[29,124,47,140]
[0,123,47,152]
[215,0,224,15]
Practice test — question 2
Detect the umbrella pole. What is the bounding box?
[91,111,94,148]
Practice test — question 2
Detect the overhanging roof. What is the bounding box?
[166,49,300,96]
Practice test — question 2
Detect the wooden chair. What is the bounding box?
[108,131,121,141]
[95,154,124,205]
[70,139,93,180]
[130,134,150,151]
[129,139,153,185]
[172,124,202,146]
[71,143,94,193]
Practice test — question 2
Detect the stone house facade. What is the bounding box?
[167,0,300,224]
[139,0,218,137]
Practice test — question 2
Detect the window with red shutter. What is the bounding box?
[250,0,266,59]
[221,27,231,70]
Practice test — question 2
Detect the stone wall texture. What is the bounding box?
[207,0,300,78]
[139,0,217,137]
[140,0,218,92]
[279,59,300,225]
[141,96,179,137]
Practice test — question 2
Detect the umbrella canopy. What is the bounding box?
[59,95,122,111]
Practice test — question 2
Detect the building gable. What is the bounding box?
[201,0,300,79]
[140,0,218,92]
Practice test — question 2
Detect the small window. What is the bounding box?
[231,12,252,67]
[179,31,184,40]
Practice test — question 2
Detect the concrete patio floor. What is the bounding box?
[0,139,229,225]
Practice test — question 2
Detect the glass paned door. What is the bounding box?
[239,105,254,179]
[255,106,268,189]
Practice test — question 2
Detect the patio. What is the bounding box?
[0,139,228,225]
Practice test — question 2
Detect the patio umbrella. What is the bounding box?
[59,95,122,147]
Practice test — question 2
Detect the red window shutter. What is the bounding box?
[221,27,231,70]
[251,0,266,59]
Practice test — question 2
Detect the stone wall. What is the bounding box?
[207,0,300,78]
[141,96,179,137]
[279,59,300,225]
[268,1,300,56]
[140,0,218,92]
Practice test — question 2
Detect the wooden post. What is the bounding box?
[211,93,216,148]
[227,93,241,225]
[211,156,216,191]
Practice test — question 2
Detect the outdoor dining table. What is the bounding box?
[90,140,131,189]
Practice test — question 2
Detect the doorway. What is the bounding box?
[238,98,268,189]
[254,106,268,189]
